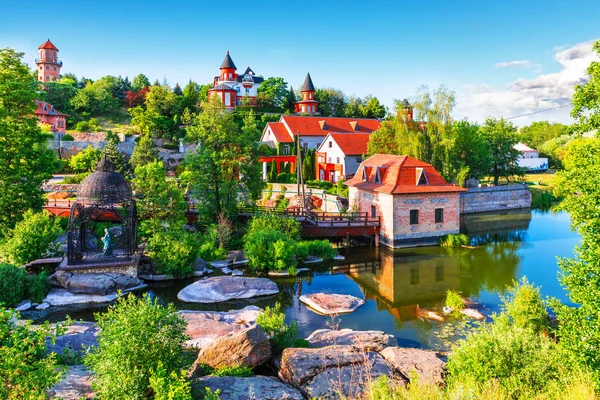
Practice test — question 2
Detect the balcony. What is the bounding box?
[35,59,63,66]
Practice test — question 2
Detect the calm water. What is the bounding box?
[39,209,580,351]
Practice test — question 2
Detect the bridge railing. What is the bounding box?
[305,211,380,227]
[44,198,76,208]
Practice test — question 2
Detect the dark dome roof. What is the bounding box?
[77,157,132,204]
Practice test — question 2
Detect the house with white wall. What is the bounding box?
[315,133,371,182]
[514,143,548,171]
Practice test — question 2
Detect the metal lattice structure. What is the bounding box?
[67,157,137,265]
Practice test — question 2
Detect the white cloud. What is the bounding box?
[456,39,599,126]
[495,60,540,69]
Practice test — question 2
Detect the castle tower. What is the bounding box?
[35,39,62,82]
[295,73,319,114]
[219,50,237,82]
[400,99,413,122]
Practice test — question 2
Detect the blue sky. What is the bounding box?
[1,0,598,125]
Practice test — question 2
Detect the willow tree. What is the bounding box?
[0,49,56,231]
[571,40,600,132]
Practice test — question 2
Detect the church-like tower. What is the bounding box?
[35,39,62,82]
[295,73,319,114]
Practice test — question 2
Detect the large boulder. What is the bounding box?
[279,345,404,399]
[177,276,279,303]
[299,293,364,315]
[306,328,395,352]
[194,324,271,370]
[380,347,446,386]
[180,306,262,348]
[46,322,99,360]
[48,365,94,400]
[191,376,304,400]
[52,270,142,295]
[43,285,146,307]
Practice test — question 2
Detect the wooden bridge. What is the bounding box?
[44,200,380,242]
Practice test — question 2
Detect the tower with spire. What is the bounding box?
[208,50,264,109]
[35,39,62,82]
[295,73,319,114]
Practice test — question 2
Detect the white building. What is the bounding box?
[514,143,548,171]
[315,133,372,182]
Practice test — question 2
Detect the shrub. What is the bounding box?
[62,172,90,184]
[246,215,301,241]
[296,240,336,261]
[147,229,200,277]
[318,181,334,190]
[61,133,74,141]
[445,289,465,312]
[85,294,188,400]
[0,307,68,399]
[149,362,192,400]
[69,146,102,173]
[275,172,296,183]
[0,263,28,307]
[503,277,549,333]
[244,229,297,272]
[211,365,253,377]
[0,210,63,266]
[439,233,470,248]
[256,302,302,355]
[27,271,50,304]
[75,120,90,132]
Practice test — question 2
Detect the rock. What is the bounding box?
[52,270,142,295]
[194,257,207,273]
[139,273,175,281]
[460,308,486,320]
[180,306,262,348]
[268,268,311,277]
[206,269,214,274]
[48,365,94,400]
[36,302,51,310]
[47,322,99,359]
[191,376,304,400]
[15,299,32,312]
[43,285,147,307]
[193,270,206,277]
[333,254,345,261]
[177,277,279,303]
[195,324,271,369]
[300,293,364,315]
[210,260,231,269]
[380,347,446,386]
[184,224,198,233]
[222,267,233,274]
[279,345,403,399]
[306,328,395,352]
[231,269,243,276]
[303,256,323,264]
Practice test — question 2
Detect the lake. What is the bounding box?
[40,209,580,351]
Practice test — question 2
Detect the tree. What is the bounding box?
[0,210,63,266]
[409,84,455,125]
[173,83,182,96]
[182,98,262,224]
[282,86,298,113]
[302,149,315,181]
[85,294,188,400]
[130,85,179,138]
[132,73,151,91]
[360,95,387,119]
[40,81,78,115]
[519,121,569,150]
[451,120,490,181]
[315,88,347,117]
[131,135,159,170]
[124,86,149,109]
[481,118,524,185]
[102,141,131,177]
[0,49,57,231]
[70,146,103,172]
[366,121,400,155]
[345,96,365,118]
[571,40,600,132]
[69,77,120,116]
[268,159,277,183]
[257,77,288,108]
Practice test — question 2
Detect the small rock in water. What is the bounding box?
[206,269,214,274]
[210,260,231,269]
[300,293,364,315]
[231,269,243,276]
[177,276,279,303]
[296,267,310,274]
[222,267,233,274]
[304,256,323,264]
[442,306,454,314]
[15,299,32,312]
[36,302,51,310]
[333,254,345,261]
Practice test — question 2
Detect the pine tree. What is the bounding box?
[268,160,278,183]
[173,83,183,96]
[303,149,315,181]
[131,135,159,170]
[102,140,131,177]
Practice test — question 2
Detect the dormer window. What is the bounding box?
[319,120,327,130]
[375,166,385,183]
[416,168,428,185]
[362,168,368,181]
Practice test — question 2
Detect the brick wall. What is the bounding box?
[460,184,531,214]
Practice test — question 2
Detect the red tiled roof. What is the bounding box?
[328,133,371,155]
[35,100,68,116]
[345,154,466,195]
[267,122,293,143]
[281,116,381,137]
[38,39,58,51]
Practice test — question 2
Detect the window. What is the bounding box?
[374,167,382,183]
[224,92,231,107]
[435,208,444,223]
[410,268,419,285]
[245,88,249,94]
[329,141,332,148]
[282,145,290,155]
[328,157,332,163]
[410,210,419,225]
[435,265,444,282]
[336,157,340,164]
[355,157,362,163]
[371,205,377,218]
[236,87,240,93]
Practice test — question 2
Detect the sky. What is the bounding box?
[1,0,598,126]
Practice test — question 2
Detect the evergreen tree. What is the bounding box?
[131,135,159,170]
[268,160,278,183]
[302,149,316,181]
[132,73,151,91]
[173,83,183,96]
[102,140,131,177]
[0,49,57,231]
[282,86,298,113]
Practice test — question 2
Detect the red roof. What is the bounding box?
[38,39,58,51]
[35,100,68,116]
[267,122,293,143]
[345,154,466,195]
[327,133,371,155]
[281,116,381,137]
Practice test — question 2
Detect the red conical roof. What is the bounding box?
[38,39,58,51]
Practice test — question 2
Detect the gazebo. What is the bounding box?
[66,156,137,266]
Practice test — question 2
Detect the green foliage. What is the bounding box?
[275,172,296,183]
[481,118,525,185]
[0,307,67,399]
[268,160,278,183]
[256,77,289,108]
[0,49,57,231]
[296,240,336,261]
[62,172,90,184]
[256,302,300,354]
[244,229,297,272]
[360,95,388,119]
[210,365,253,377]
[27,270,50,304]
[69,146,102,173]
[315,88,347,117]
[0,210,63,266]
[132,73,151,92]
[0,263,28,306]
[445,290,465,312]
[147,228,200,277]
[246,215,301,241]
[571,40,600,132]
[503,277,549,333]
[70,76,121,116]
[85,294,188,400]
[439,233,470,248]
[61,133,74,141]
[519,121,570,150]
[102,140,131,176]
[149,362,192,400]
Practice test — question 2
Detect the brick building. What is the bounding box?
[35,100,67,133]
[36,39,62,82]
[345,154,465,248]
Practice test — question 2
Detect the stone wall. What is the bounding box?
[460,184,531,214]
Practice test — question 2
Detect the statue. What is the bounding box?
[101,228,113,257]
